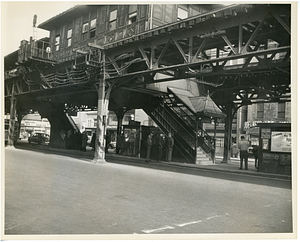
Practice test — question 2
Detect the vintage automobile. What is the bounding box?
[28,132,50,144]
[108,141,116,149]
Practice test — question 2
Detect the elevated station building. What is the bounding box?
[4,4,291,166]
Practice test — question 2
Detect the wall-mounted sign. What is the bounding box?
[271,131,291,153]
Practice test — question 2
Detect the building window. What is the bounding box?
[109,9,117,30]
[67,29,72,47]
[177,7,188,20]
[257,103,264,119]
[55,35,60,51]
[90,18,96,38]
[278,103,285,118]
[128,5,137,24]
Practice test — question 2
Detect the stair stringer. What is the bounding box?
[196,146,214,165]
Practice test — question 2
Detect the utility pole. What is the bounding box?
[92,46,114,164]
[93,49,107,164]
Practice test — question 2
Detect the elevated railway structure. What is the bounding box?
[4,4,291,163]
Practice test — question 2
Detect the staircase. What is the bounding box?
[38,103,80,149]
[143,89,215,164]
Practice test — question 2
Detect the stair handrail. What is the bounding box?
[166,90,215,159]
[144,105,196,161]
[66,113,80,133]
[162,102,196,140]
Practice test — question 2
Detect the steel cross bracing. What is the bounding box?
[5,4,291,108]
[102,4,291,105]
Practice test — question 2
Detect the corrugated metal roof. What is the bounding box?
[168,87,225,118]
[189,95,225,118]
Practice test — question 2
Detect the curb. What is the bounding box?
[106,154,292,181]
[162,162,292,180]
[14,145,291,181]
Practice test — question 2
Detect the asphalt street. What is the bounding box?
[4,143,293,238]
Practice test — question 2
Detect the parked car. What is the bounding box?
[28,133,50,144]
[108,141,116,149]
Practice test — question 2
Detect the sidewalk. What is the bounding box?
[43,146,291,180]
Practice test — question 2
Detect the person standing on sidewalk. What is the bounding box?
[91,132,96,151]
[157,133,166,162]
[166,132,174,162]
[146,132,153,162]
[252,145,259,169]
[238,136,250,170]
[81,131,88,152]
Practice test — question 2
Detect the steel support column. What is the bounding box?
[115,108,126,154]
[222,103,235,163]
[93,51,111,164]
[8,84,17,146]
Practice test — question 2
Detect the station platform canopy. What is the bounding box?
[168,87,225,118]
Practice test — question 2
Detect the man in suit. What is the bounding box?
[238,135,250,170]
[166,132,174,162]
[146,132,153,162]
[157,133,166,162]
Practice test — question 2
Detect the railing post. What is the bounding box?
[213,118,218,163]
[195,115,199,162]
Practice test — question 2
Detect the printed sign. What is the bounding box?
[271,132,291,153]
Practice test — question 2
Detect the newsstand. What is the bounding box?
[257,123,291,175]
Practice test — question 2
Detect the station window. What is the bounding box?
[177,7,188,20]
[67,29,72,47]
[82,22,89,40]
[55,35,60,51]
[109,9,117,31]
[90,18,96,38]
[278,103,285,118]
[257,103,264,119]
[128,5,137,24]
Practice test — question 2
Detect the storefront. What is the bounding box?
[257,123,291,175]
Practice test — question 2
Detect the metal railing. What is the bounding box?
[18,39,53,63]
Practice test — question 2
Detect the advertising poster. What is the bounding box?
[271,131,291,153]
[261,128,271,139]
[262,139,269,150]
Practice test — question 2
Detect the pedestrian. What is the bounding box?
[116,133,122,154]
[231,143,238,158]
[252,145,259,169]
[157,133,166,162]
[91,132,96,151]
[105,132,111,153]
[146,132,153,162]
[238,135,250,170]
[81,131,88,152]
[166,132,174,162]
